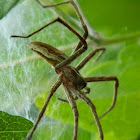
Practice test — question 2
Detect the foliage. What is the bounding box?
[0,0,18,19]
[0,111,33,139]
[0,0,140,140]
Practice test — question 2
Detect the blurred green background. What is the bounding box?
[0,0,140,140]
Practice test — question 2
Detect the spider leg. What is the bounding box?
[11,18,86,47]
[93,49,105,63]
[35,0,88,52]
[81,86,90,94]
[11,17,88,70]
[27,77,61,140]
[63,85,79,140]
[55,43,87,70]
[76,47,105,70]
[36,0,71,8]
[57,96,78,103]
[57,97,69,103]
[70,88,103,140]
[84,76,119,124]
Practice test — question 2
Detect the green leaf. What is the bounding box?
[0,111,33,139]
[0,0,18,19]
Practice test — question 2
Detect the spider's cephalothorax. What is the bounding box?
[28,42,87,91]
[28,42,68,67]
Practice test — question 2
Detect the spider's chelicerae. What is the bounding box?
[11,0,119,140]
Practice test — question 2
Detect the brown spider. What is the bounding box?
[11,0,119,140]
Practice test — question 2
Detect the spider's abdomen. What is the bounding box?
[62,65,86,90]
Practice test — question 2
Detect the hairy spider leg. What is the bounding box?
[57,96,78,103]
[35,0,88,52]
[92,49,106,63]
[11,17,87,70]
[76,47,106,70]
[70,87,104,140]
[10,18,85,44]
[63,84,79,140]
[27,77,62,140]
[74,47,118,121]
[57,47,106,103]
[84,76,119,124]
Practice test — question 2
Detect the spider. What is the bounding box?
[11,0,119,140]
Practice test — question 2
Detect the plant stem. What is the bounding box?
[101,32,140,45]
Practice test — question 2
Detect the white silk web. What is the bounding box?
[0,0,93,139]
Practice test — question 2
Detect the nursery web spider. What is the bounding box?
[11,0,119,140]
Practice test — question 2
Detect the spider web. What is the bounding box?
[1,0,140,140]
[0,0,93,139]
